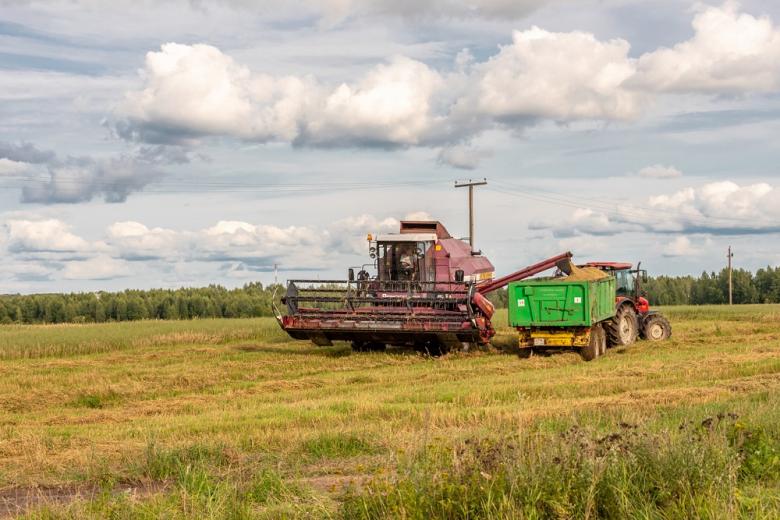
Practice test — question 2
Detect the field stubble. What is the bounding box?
[0,306,778,518]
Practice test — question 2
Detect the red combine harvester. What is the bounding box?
[275,220,571,353]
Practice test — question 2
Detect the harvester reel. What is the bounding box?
[607,304,638,347]
[641,314,672,341]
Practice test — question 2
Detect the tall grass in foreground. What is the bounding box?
[343,415,780,519]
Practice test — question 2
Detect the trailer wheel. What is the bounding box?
[518,348,533,359]
[581,325,605,361]
[642,314,672,341]
[607,305,638,347]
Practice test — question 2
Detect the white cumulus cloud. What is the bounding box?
[4,219,92,253]
[62,255,133,280]
[459,27,640,122]
[663,236,700,257]
[437,145,491,170]
[637,165,683,179]
[115,4,780,150]
[0,158,31,176]
[532,181,780,238]
[634,2,780,94]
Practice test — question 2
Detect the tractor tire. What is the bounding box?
[607,305,638,348]
[581,324,605,361]
[641,314,672,341]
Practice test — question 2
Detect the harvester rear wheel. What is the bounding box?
[607,305,638,347]
[581,324,605,361]
[641,314,672,341]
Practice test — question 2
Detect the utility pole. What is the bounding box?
[454,178,487,251]
[727,246,734,305]
[274,263,279,285]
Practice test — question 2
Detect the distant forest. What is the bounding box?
[1,266,779,324]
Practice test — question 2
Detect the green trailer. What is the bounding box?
[507,274,616,360]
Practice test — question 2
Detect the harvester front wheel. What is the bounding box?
[607,305,638,347]
[416,340,449,357]
[642,314,672,341]
[351,341,368,352]
[581,324,605,361]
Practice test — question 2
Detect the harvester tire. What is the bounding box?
[607,305,638,348]
[352,341,387,352]
[351,341,368,352]
[581,324,605,361]
[416,340,448,357]
[641,314,672,341]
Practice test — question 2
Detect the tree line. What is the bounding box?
[642,266,780,305]
[1,266,779,324]
[0,282,283,324]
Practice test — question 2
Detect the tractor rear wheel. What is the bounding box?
[581,324,605,361]
[607,305,638,347]
[641,314,672,341]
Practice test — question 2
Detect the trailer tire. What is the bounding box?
[607,304,638,347]
[641,314,672,341]
[581,324,605,361]
[518,348,533,359]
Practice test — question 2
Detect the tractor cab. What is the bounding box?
[582,262,647,298]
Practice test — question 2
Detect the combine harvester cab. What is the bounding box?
[275,220,571,354]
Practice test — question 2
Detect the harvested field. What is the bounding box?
[0,306,778,518]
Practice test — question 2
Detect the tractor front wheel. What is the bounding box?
[581,324,605,361]
[642,314,672,341]
[607,305,638,347]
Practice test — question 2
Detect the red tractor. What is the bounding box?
[582,262,672,347]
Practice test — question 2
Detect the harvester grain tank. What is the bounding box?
[275,220,571,354]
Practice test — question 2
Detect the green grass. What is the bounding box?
[0,305,778,518]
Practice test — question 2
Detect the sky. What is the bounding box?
[1,0,780,294]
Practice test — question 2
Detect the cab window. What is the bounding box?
[614,269,635,296]
[377,241,434,282]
